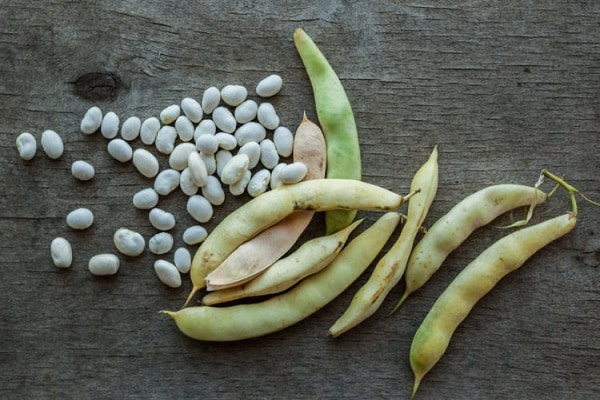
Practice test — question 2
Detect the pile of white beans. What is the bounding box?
[19,74,308,288]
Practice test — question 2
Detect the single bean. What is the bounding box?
[149,208,176,231]
[107,138,133,162]
[215,150,233,178]
[16,132,37,160]
[132,148,160,178]
[71,160,95,181]
[166,212,401,341]
[175,115,195,142]
[238,141,261,169]
[41,129,64,160]
[179,168,199,196]
[160,104,181,124]
[155,126,177,154]
[203,219,361,300]
[259,139,279,169]
[50,237,72,268]
[220,153,249,185]
[269,163,286,189]
[120,116,141,141]
[149,232,174,255]
[257,102,280,130]
[195,133,219,155]
[101,111,120,139]
[273,126,294,157]
[154,169,181,196]
[187,194,213,223]
[174,247,192,274]
[186,179,410,304]
[201,86,221,114]
[234,99,258,124]
[221,84,248,106]
[194,119,216,140]
[154,260,182,288]
[215,132,237,151]
[294,28,362,234]
[247,168,271,197]
[187,151,208,187]
[409,211,577,399]
[256,74,283,97]
[201,175,225,206]
[183,225,208,245]
[169,142,196,171]
[80,106,103,134]
[113,228,145,257]
[394,184,548,311]
[181,97,203,123]
[212,106,237,133]
[88,254,120,276]
[329,146,438,337]
[279,162,307,184]
[229,170,251,196]
[140,117,161,145]
[235,121,266,146]
[132,188,159,210]
[66,208,94,230]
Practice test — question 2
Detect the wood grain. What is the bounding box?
[1,1,598,399]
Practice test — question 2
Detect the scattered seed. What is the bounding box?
[120,116,142,141]
[66,208,94,230]
[180,167,199,196]
[154,169,181,196]
[188,151,208,187]
[183,225,208,245]
[247,168,271,197]
[50,237,72,268]
[215,150,233,178]
[16,132,37,160]
[132,188,159,210]
[71,160,95,181]
[214,132,237,151]
[149,208,176,231]
[100,111,120,139]
[256,74,283,97]
[149,232,175,255]
[230,169,251,196]
[234,99,258,124]
[160,104,181,124]
[80,106,103,134]
[187,194,214,223]
[260,138,279,169]
[173,247,192,274]
[212,106,237,133]
[235,121,266,146]
[257,102,280,130]
[220,153,250,185]
[181,97,203,123]
[270,163,286,189]
[221,84,248,107]
[238,141,261,169]
[175,115,195,142]
[201,86,221,114]
[140,117,161,145]
[194,119,217,140]
[279,162,308,184]
[155,125,177,154]
[201,175,225,206]
[107,138,133,162]
[154,259,182,287]
[88,254,120,276]
[169,142,196,171]
[113,228,145,257]
[273,126,294,157]
[41,130,64,160]
[195,133,219,155]
[200,152,217,175]
[132,148,160,178]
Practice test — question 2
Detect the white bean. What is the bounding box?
[154,259,182,287]
[16,132,37,160]
[247,168,271,197]
[279,162,307,184]
[194,119,216,141]
[66,208,94,230]
[259,138,279,169]
[160,104,181,124]
[132,148,159,178]
[180,167,199,196]
[132,188,159,210]
[140,117,161,145]
[273,126,294,157]
[257,102,280,130]
[220,153,249,185]
[107,138,133,162]
[200,152,216,175]
[212,106,237,133]
[235,121,266,146]
[50,237,72,268]
[113,228,145,257]
[80,106,103,134]
[195,133,219,155]
[71,160,95,181]
[229,169,251,196]
[149,232,174,255]
[256,74,283,97]
[120,116,141,141]
[88,254,120,276]
[173,247,192,274]
[270,163,286,189]
[41,130,64,160]
[234,99,258,124]
[169,142,196,171]
[221,84,248,107]
[215,132,237,151]
[154,169,181,196]
[201,175,225,205]
[101,111,120,139]
[149,208,176,231]
[183,225,208,245]
[238,141,261,169]
[181,97,203,123]
[202,86,221,114]
[155,125,177,154]
[187,151,208,187]
[187,194,214,223]
[215,150,233,178]
[174,115,195,142]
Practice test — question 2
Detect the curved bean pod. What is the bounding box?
[294,28,362,234]
[202,219,361,305]
[205,114,326,290]
[186,179,412,305]
[394,184,547,311]
[409,211,576,399]
[329,146,438,337]
[164,212,402,341]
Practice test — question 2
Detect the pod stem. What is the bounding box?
[184,286,200,308]
[410,374,423,400]
[388,290,409,316]
[540,169,600,214]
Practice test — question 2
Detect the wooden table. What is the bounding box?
[1,1,598,399]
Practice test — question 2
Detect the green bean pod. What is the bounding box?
[294,28,362,234]
[410,211,577,399]
[393,184,548,312]
[186,179,410,305]
[165,212,402,341]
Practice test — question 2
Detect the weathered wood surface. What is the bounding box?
[1,1,598,399]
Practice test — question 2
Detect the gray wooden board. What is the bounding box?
[1,1,598,399]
